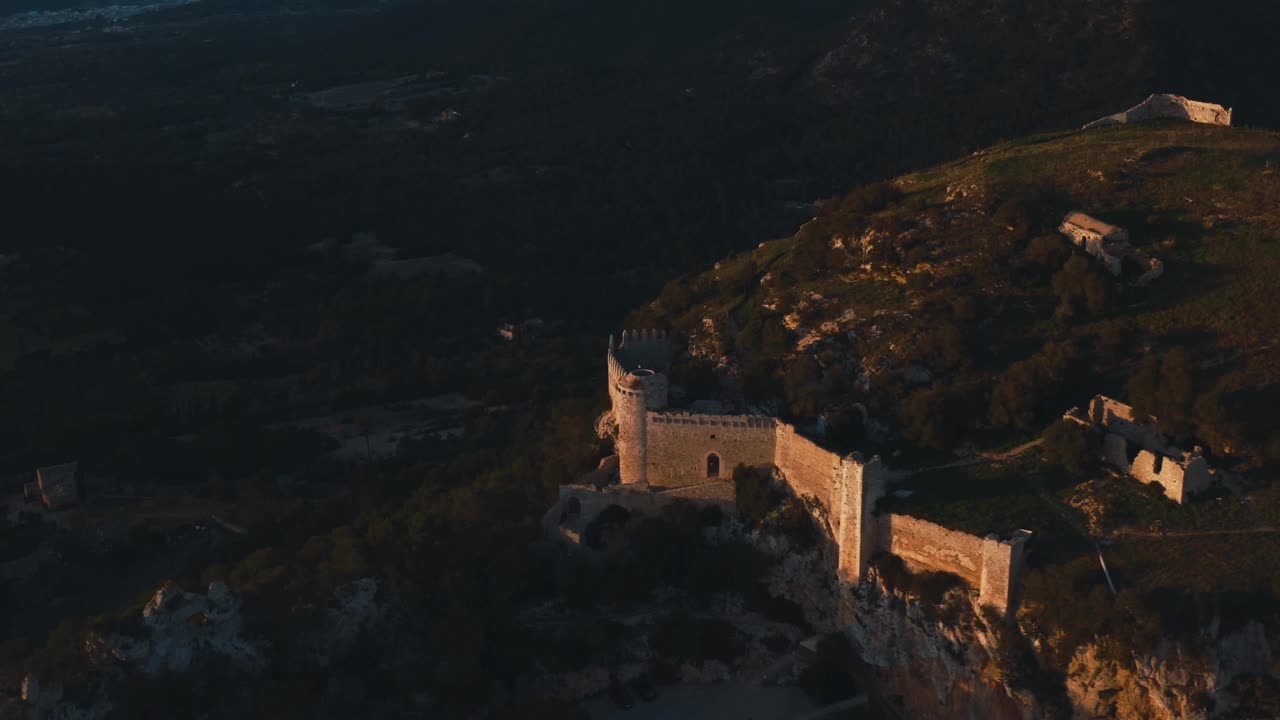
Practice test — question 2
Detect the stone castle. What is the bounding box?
[596,330,1032,616]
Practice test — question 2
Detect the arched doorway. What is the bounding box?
[706,453,721,479]
[567,497,582,516]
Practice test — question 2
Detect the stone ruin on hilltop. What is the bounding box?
[1084,93,1232,129]
[1064,395,1220,504]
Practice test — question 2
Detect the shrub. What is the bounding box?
[583,504,631,549]
[841,181,904,214]
[733,464,772,528]
[994,198,1033,239]
[1018,234,1070,267]
[1041,419,1097,477]
[898,385,963,449]
[797,633,859,704]
[1052,255,1109,319]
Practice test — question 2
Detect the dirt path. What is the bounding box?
[911,436,1045,476]
[979,437,1044,460]
[1110,525,1279,539]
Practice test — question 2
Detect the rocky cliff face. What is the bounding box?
[12,578,383,720]
[844,571,1278,720]
[847,571,1036,720]
[1065,619,1277,720]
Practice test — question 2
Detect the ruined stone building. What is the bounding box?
[1065,396,1217,504]
[23,462,81,511]
[1059,211,1163,284]
[1084,93,1233,129]
[553,329,1035,617]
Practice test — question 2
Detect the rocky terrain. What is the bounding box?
[2,0,1279,717]
[849,568,1279,720]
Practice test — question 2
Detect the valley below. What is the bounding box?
[1,0,1278,718]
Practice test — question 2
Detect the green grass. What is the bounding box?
[884,458,1085,548]
[1107,534,1280,596]
[1073,474,1258,533]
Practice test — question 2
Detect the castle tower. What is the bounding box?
[835,454,886,585]
[608,331,674,485]
[978,529,1033,618]
[614,371,651,485]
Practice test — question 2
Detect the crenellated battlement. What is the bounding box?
[609,329,673,375]
[649,411,776,429]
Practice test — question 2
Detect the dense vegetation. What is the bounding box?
[638,123,1280,469]
[3,0,1280,716]
[637,121,1280,697]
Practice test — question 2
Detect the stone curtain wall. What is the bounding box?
[1106,434,1214,503]
[979,530,1032,615]
[774,422,844,509]
[879,514,1030,614]
[643,412,776,488]
[880,514,986,586]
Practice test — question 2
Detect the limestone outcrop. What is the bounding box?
[846,571,1278,720]
[95,581,262,676]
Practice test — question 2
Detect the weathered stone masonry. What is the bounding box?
[606,331,1032,616]
[1066,395,1216,504]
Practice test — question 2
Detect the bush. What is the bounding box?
[733,464,772,528]
[583,504,631,549]
[994,198,1033,239]
[1018,234,1070,267]
[1052,255,1109,319]
[898,385,963,449]
[759,496,820,548]
[1041,419,1097,477]
[841,181,904,214]
[652,613,744,663]
[797,633,858,704]
[1128,347,1195,438]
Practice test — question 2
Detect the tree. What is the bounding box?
[1127,347,1195,436]
[733,464,772,528]
[1052,255,1109,319]
[1042,419,1097,476]
[1024,234,1070,268]
[1158,347,1194,436]
[716,258,758,297]
[989,360,1040,431]
[1127,355,1161,423]
[785,355,826,417]
[994,197,1032,239]
[898,386,960,450]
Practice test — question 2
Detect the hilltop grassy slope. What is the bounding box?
[631,119,1280,679]
[634,121,1280,467]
